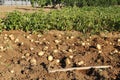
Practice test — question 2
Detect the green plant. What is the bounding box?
[2,6,120,33]
[30,0,120,8]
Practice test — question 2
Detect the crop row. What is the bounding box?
[0,6,120,33]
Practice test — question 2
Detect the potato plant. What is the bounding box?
[2,6,120,33]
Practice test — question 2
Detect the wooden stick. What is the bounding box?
[48,65,112,73]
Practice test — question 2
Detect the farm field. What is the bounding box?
[0,5,120,80]
[0,5,51,18]
[0,30,120,80]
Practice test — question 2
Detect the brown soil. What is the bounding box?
[0,6,52,18]
[0,30,120,80]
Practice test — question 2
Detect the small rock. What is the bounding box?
[77,61,84,66]
[38,51,45,56]
[48,55,53,61]
[30,58,37,66]
[97,44,101,50]
[0,55,2,58]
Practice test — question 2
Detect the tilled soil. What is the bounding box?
[0,30,120,80]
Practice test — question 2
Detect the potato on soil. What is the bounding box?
[82,42,85,46]
[54,40,60,44]
[0,46,4,51]
[43,46,48,51]
[30,47,34,51]
[25,53,30,57]
[26,35,30,39]
[38,51,45,56]
[68,49,73,53]
[70,36,74,39]
[97,44,101,50]
[48,55,53,61]
[9,34,15,40]
[15,38,19,43]
[10,70,14,73]
[77,61,84,66]
[30,39,34,42]
[37,34,42,38]
[55,59,60,63]
[118,39,120,42]
[53,49,58,53]
[66,58,71,65]
[30,58,37,66]
[69,55,73,59]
